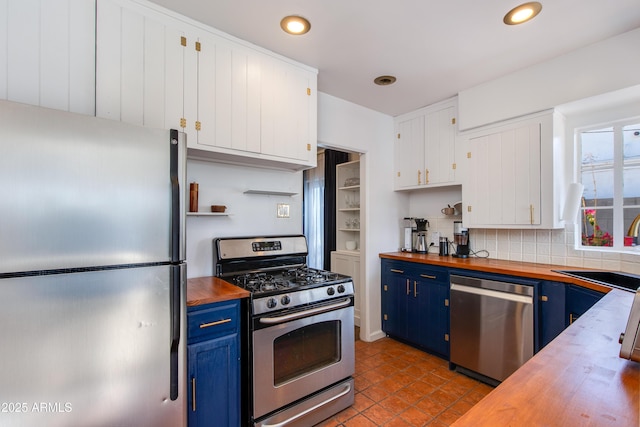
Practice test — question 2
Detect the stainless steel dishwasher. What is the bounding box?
[450,274,534,383]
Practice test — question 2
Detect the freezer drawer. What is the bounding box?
[450,274,534,383]
[0,266,186,427]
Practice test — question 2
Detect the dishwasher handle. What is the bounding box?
[450,283,533,305]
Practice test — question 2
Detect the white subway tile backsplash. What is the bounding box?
[422,218,639,275]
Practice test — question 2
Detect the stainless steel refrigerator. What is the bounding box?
[0,100,186,427]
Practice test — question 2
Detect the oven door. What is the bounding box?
[252,296,355,421]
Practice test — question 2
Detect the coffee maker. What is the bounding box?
[402,217,429,253]
[452,220,470,258]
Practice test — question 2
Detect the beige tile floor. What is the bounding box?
[316,337,494,426]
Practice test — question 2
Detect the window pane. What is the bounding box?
[581,127,614,164]
[581,169,614,207]
[625,207,640,247]
[581,128,614,209]
[581,207,613,247]
[623,123,640,206]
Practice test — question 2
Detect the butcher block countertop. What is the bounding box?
[380,252,639,426]
[186,276,249,307]
[452,288,639,426]
[379,252,612,294]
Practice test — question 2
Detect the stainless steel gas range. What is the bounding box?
[213,235,355,427]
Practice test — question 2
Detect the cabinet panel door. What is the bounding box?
[424,105,456,185]
[466,121,541,227]
[96,0,186,129]
[1,0,94,114]
[394,115,425,188]
[188,334,239,427]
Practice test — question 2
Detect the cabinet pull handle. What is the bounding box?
[414,280,418,297]
[425,169,429,184]
[390,269,404,274]
[420,274,436,279]
[530,204,534,224]
[199,318,232,329]
[569,313,577,324]
[541,295,549,302]
[406,279,410,295]
[444,298,449,307]
[191,378,196,411]
[417,170,421,185]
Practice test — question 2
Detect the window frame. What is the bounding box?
[575,116,640,254]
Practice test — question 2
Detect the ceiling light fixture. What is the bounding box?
[280,15,311,35]
[503,2,542,25]
[374,75,397,86]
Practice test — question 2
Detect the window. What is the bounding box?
[578,118,640,250]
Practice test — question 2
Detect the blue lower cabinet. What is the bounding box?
[566,284,605,325]
[381,260,450,358]
[187,300,241,427]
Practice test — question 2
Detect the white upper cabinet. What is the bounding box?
[0,0,95,115]
[394,98,458,190]
[96,0,317,171]
[96,0,185,130]
[461,110,565,229]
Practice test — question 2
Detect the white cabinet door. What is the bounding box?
[330,252,361,327]
[424,105,457,185]
[260,56,316,163]
[96,0,185,130]
[462,111,563,229]
[394,114,425,189]
[0,0,95,114]
[394,98,458,190]
[192,36,261,153]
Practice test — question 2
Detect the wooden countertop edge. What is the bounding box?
[186,276,250,307]
[379,252,612,294]
[451,289,639,426]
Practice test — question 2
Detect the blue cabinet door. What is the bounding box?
[539,281,566,349]
[188,334,239,427]
[381,260,411,340]
[566,285,605,325]
[187,299,242,427]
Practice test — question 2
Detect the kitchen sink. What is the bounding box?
[553,270,640,292]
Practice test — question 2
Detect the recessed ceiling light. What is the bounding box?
[280,15,311,35]
[503,2,542,25]
[374,75,397,86]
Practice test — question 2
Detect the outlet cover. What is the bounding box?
[277,203,290,218]
[430,231,441,246]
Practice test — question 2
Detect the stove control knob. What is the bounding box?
[266,298,278,309]
[281,295,291,305]
[326,287,335,296]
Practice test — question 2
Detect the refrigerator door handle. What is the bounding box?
[169,129,186,263]
[169,264,183,400]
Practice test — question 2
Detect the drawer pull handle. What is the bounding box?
[200,318,232,329]
[420,274,436,279]
[390,269,405,274]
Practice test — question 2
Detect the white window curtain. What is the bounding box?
[303,151,325,269]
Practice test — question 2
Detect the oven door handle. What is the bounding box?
[260,381,352,427]
[259,298,352,324]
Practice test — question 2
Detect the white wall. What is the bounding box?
[318,92,401,342]
[458,28,640,131]
[185,159,303,278]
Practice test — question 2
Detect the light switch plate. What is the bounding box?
[277,203,290,218]
[431,231,441,246]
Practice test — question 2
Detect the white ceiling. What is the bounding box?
[147,0,640,117]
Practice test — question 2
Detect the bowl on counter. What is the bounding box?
[345,241,357,251]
